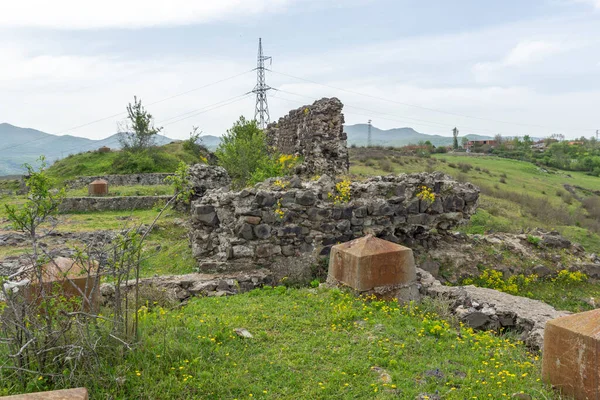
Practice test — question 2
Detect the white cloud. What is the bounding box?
[571,0,600,8]
[0,0,298,29]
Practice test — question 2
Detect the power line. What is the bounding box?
[275,88,509,135]
[51,93,252,156]
[270,69,594,133]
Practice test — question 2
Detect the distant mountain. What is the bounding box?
[0,121,489,176]
[344,124,492,147]
[0,123,181,175]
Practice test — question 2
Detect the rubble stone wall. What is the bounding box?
[265,97,349,177]
[59,195,171,213]
[190,172,479,281]
[65,173,174,189]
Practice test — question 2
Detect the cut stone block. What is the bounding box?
[88,179,108,196]
[327,235,416,299]
[24,257,100,311]
[0,388,88,399]
[542,308,600,399]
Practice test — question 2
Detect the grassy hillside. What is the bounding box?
[47,142,210,183]
[0,287,554,399]
[350,149,600,253]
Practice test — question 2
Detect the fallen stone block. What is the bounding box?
[0,387,88,399]
[542,309,600,399]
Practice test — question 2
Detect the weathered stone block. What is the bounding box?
[0,388,89,399]
[327,235,416,292]
[542,309,600,399]
[25,257,99,311]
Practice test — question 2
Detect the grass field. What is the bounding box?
[350,150,600,253]
[0,287,555,399]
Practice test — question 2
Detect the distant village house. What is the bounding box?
[465,140,498,152]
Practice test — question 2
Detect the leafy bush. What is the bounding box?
[216,117,300,188]
[215,117,269,188]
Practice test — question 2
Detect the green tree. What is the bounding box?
[118,96,162,152]
[215,117,269,187]
[461,137,469,148]
[5,157,65,257]
[452,127,459,150]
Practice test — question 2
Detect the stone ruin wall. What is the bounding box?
[190,172,479,282]
[65,173,174,189]
[264,97,349,177]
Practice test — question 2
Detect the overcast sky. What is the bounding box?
[0,0,599,141]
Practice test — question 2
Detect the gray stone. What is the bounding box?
[253,224,272,239]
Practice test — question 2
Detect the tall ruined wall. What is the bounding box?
[265,97,349,177]
[190,172,479,281]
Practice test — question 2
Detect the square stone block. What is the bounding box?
[542,308,600,399]
[0,388,88,399]
[24,257,99,311]
[327,235,416,292]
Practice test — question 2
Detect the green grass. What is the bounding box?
[66,184,174,198]
[0,288,555,399]
[350,151,600,253]
[47,142,209,184]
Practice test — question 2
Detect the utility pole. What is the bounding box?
[252,38,272,129]
[596,129,599,140]
[367,120,372,147]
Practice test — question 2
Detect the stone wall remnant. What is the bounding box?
[59,195,171,213]
[265,97,349,177]
[65,173,174,189]
[190,172,479,281]
[542,309,600,399]
[417,268,569,349]
[327,235,418,301]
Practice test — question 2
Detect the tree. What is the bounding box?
[215,117,269,188]
[118,96,162,152]
[461,137,469,148]
[494,134,503,144]
[452,127,459,150]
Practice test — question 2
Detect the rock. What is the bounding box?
[234,328,253,338]
[295,191,317,206]
[540,232,571,249]
[419,260,440,277]
[371,366,392,384]
[532,265,551,278]
[253,224,272,239]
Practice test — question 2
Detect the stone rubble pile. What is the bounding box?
[99,269,272,305]
[416,268,569,349]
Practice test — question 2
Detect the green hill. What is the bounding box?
[46,141,211,183]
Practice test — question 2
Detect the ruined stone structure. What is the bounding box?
[65,173,174,189]
[190,172,479,281]
[265,97,349,177]
[59,195,171,213]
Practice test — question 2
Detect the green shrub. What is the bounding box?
[215,117,269,188]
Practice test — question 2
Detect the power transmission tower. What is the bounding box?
[596,129,599,140]
[252,38,272,129]
[368,120,372,147]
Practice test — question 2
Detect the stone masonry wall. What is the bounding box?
[190,172,479,281]
[265,97,349,177]
[65,173,174,189]
[59,195,171,213]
